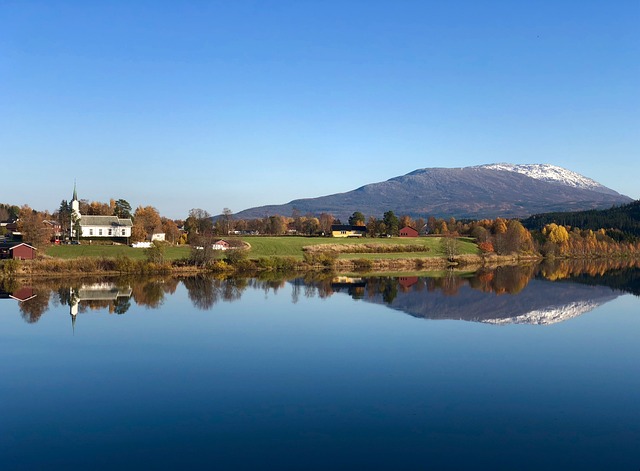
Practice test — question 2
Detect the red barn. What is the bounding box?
[0,242,38,260]
[399,226,419,238]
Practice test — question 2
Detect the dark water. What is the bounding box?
[1,262,639,470]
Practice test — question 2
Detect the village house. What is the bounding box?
[330,224,368,238]
[0,242,38,260]
[399,226,419,238]
[212,240,231,250]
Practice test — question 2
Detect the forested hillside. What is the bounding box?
[522,200,640,240]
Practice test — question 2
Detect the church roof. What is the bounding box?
[79,216,133,227]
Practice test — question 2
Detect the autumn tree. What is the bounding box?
[219,208,234,235]
[185,208,213,239]
[427,216,437,234]
[264,215,287,235]
[348,211,366,226]
[319,213,335,234]
[440,234,461,260]
[302,217,320,235]
[88,201,112,215]
[161,218,181,244]
[496,220,534,255]
[17,205,49,247]
[132,206,162,242]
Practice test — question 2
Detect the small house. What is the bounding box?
[331,225,367,238]
[212,240,231,250]
[399,226,419,238]
[0,242,38,260]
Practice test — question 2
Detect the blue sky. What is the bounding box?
[1,1,638,219]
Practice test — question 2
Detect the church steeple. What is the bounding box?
[72,180,78,202]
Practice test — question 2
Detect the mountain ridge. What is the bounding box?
[233,163,632,220]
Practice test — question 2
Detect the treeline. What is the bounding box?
[522,200,640,242]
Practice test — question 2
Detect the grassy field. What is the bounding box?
[243,236,478,259]
[46,244,191,260]
[45,236,478,261]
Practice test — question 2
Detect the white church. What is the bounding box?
[70,184,133,239]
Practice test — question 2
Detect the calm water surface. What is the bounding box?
[1,263,639,470]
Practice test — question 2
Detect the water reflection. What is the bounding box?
[2,258,638,327]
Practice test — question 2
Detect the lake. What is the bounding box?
[1,261,639,470]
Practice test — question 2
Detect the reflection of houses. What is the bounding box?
[0,242,38,260]
[331,225,367,238]
[0,286,37,302]
[399,276,419,290]
[331,276,367,298]
[70,282,133,316]
[70,184,133,239]
[399,226,419,238]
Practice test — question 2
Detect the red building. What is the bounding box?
[399,226,419,238]
[0,242,38,260]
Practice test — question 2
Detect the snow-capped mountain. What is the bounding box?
[476,163,616,195]
[232,163,632,220]
[480,300,603,326]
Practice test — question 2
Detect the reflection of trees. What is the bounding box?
[222,277,248,302]
[537,259,640,296]
[163,278,180,295]
[113,296,131,314]
[490,265,536,294]
[131,280,165,308]
[19,290,50,324]
[183,276,220,310]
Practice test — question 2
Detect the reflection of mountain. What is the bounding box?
[333,278,620,325]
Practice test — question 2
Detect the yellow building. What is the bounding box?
[330,224,367,238]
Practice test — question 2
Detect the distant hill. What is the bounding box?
[521,199,640,239]
[233,164,632,220]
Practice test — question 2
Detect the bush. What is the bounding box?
[478,241,495,253]
[352,259,373,271]
[2,259,20,276]
[145,242,166,264]
[114,255,135,273]
[257,256,299,271]
[303,251,338,267]
[225,248,248,265]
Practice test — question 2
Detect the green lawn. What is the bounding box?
[45,236,478,261]
[243,236,478,259]
[46,244,191,260]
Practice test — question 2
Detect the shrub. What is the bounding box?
[2,259,20,276]
[352,259,373,271]
[114,255,135,273]
[478,241,495,253]
[225,248,248,265]
[145,242,166,264]
[303,251,338,267]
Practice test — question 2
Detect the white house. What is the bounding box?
[70,184,133,239]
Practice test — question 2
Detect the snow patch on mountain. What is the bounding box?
[480,300,602,325]
[477,163,612,193]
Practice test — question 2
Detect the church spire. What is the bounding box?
[72,180,78,201]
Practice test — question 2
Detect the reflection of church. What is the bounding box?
[70,282,133,331]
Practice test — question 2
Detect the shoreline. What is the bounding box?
[5,252,627,280]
